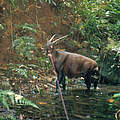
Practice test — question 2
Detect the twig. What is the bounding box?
[47,83,56,88]
[48,53,69,120]
[35,1,39,26]
[10,6,13,54]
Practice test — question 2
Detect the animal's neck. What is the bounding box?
[52,49,58,60]
[48,48,57,60]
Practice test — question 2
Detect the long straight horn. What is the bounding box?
[49,34,56,42]
[52,35,68,44]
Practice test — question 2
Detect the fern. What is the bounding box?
[13,36,37,61]
[0,90,40,110]
[14,23,39,33]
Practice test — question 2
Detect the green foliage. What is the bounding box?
[13,23,39,61]
[6,63,40,79]
[6,58,52,79]
[13,36,37,61]
[7,0,120,84]
[8,0,18,8]
[0,90,40,110]
[14,23,39,33]
[38,56,52,71]
[97,38,120,83]
[0,24,4,29]
[7,64,30,78]
[39,0,56,6]
[109,93,120,118]
[113,93,120,98]
[8,0,32,9]
[0,116,16,120]
[60,0,119,48]
[5,61,51,81]
[97,48,120,83]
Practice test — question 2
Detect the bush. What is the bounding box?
[97,48,120,84]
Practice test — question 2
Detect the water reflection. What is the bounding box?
[51,85,119,120]
[13,84,120,120]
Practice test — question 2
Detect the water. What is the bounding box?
[1,81,119,120]
[18,84,120,120]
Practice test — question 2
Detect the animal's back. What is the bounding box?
[57,50,98,78]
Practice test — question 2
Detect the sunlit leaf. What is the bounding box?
[0,90,40,110]
[113,93,120,98]
[0,24,4,29]
[15,23,39,33]
[108,98,115,103]
[39,102,47,105]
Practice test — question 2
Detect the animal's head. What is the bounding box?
[45,34,68,55]
[45,34,56,55]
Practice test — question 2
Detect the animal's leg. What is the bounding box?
[62,72,66,90]
[92,69,99,90]
[56,72,60,93]
[93,78,98,90]
[56,71,64,92]
[59,71,66,90]
[84,72,91,92]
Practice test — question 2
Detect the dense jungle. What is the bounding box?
[0,0,120,120]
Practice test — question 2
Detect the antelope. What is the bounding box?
[45,35,99,92]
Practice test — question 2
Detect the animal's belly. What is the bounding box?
[65,72,85,79]
[64,64,86,78]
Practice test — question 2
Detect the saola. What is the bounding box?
[45,35,99,92]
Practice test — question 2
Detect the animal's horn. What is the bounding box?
[49,34,56,42]
[52,35,68,44]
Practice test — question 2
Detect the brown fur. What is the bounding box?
[45,38,98,92]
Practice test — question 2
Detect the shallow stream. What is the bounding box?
[16,84,120,120]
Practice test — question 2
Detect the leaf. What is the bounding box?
[22,0,26,9]
[108,98,115,103]
[51,0,56,6]
[113,93,120,98]
[22,26,38,33]
[48,0,51,4]
[0,90,40,110]
[0,24,4,29]
[13,36,37,61]
[22,23,38,33]
[8,0,17,8]
[39,102,47,105]
[2,95,9,110]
